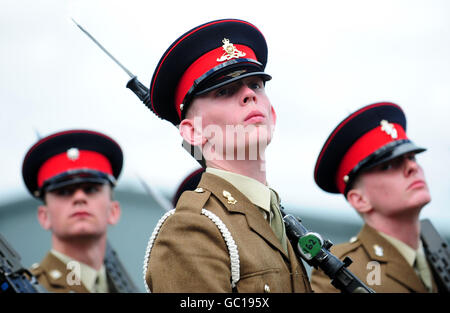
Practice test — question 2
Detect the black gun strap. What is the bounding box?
[104,242,139,293]
[420,219,450,293]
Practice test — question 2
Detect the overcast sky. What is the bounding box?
[1,0,449,231]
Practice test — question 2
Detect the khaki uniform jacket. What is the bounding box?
[145,173,312,293]
[30,252,89,293]
[30,252,117,293]
[310,224,438,293]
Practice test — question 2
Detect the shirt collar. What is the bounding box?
[206,167,272,212]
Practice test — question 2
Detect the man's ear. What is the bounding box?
[179,118,205,146]
[347,188,372,215]
[37,205,51,230]
[107,201,121,226]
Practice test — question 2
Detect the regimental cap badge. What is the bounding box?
[380,119,398,139]
[217,38,246,62]
[66,147,80,161]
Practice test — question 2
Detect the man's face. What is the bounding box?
[38,182,121,241]
[357,153,431,216]
[182,76,276,161]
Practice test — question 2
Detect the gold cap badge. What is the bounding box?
[217,38,246,62]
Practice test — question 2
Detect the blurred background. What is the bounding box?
[1,0,449,292]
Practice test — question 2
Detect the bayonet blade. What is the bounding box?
[71,18,135,78]
[136,174,173,212]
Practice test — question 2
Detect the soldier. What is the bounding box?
[310,102,439,292]
[142,19,312,293]
[22,129,128,293]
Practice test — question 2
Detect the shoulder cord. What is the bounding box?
[142,209,175,293]
[200,208,240,290]
[142,208,240,293]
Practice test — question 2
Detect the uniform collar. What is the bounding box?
[357,224,429,292]
[206,167,271,212]
[376,232,421,267]
[197,172,289,259]
[51,249,107,292]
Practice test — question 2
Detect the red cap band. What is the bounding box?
[37,150,113,188]
[174,44,257,119]
[336,122,408,193]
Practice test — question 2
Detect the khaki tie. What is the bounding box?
[414,251,433,292]
[269,189,288,254]
[92,276,101,293]
[92,272,109,293]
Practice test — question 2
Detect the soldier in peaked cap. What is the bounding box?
[142,19,312,293]
[22,129,126,293]
[310,102,440,293]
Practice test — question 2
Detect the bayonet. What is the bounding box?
[136,174,173,212]
[71,18,151,106]
[72,18,134,78]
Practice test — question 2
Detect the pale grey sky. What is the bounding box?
[1,0,449,231]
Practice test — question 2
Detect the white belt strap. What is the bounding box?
[142,208,240,293]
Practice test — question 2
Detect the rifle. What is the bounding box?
[104,241,139,293]
[282,213,375,293]
[420,219,450,292]
[0,233,47,293]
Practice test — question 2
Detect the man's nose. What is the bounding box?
[239,85,257,106]
[72,188,88,202]
[404,156,419,176]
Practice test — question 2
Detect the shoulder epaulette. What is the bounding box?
[331,238,361,258]
[143,188,240,293]
[176,189,211,214]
